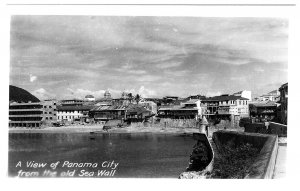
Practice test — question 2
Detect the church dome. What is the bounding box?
[104,90,111,98]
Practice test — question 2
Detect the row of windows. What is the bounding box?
[58,111,83,114]
[43,105,56,108]
[222,100,248,105]
[44,112,53,114]
[57,116,79,120]
[45,117,53,120]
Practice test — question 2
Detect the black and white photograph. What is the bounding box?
[3,2,297,183]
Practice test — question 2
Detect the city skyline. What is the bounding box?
[10,16,288,100]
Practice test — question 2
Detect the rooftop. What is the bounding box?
[203,95,249,102]
[85,95,94,98]
[57,105,93,111]
[250,101,278,107]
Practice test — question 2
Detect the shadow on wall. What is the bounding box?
[244,122,287,137]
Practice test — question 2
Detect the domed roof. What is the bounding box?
[85,95,94,98]
[104,90,111,95]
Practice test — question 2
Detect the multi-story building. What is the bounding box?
[9,100,57,128]
[279,83,288,125]
[9,102,43,128]
[42,100,57,124]
[201,95,249,118]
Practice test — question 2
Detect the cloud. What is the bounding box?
[206,91,222,97]
[10,16,288,98]
[32,88,55,100]
[127,86,157,98]
[29,74,37,82]
[66,88,122,99]
[156,61,182,69]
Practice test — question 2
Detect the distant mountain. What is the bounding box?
[9,85,40,103]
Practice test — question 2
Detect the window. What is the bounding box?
[46,117,48,120]
[44,112,47,114]
[50,117,52,120]
[49,112,52,114]
[49,106,52,108]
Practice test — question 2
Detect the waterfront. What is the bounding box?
[9,133,195,178]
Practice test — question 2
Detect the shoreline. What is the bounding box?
[8,125,200,134]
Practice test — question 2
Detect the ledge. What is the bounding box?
[212,130,278,179]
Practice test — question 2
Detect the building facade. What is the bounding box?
[9,100,57,128]
[233,90,252,101]
[249,101,278,122]
[157,99,202,119]
[9,102,43,128]
[279,83,288,125]
[42,100,57,124]
[56,105,93,122]
[201,95,249,118]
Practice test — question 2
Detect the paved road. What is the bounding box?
[273,143,287,178]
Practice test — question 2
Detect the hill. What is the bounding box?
[9,85,40,103]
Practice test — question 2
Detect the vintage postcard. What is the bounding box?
[3,1,296,184]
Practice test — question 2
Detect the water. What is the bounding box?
[8,133,195,178]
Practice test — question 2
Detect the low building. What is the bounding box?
[157,99,201,119]
[56,105,93,122]
[138,100,157,114]
[126,105,153,122]
[249,101,278,122]
[89,105,127,122]
[253,90,280,102]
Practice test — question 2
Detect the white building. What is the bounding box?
[257,90,280,102]
[202,95,249,118]
[84,95,95,102]
[57,105,93,122]
[233,90,252,101]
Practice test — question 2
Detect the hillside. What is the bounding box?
[9,85,40,103]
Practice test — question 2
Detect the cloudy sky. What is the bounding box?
[10,16,288,100]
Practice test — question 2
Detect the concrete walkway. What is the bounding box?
[273,142,287,178]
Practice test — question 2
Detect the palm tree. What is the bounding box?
[128,93,134,103]
[135,94,141,104]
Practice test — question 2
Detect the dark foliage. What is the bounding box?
[9,85,40,103]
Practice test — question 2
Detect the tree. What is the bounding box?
[135,94,141,104]
[128,93,134,103]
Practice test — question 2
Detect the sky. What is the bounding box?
[10,16,288,100]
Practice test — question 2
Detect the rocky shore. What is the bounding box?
[9,125,200,134]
